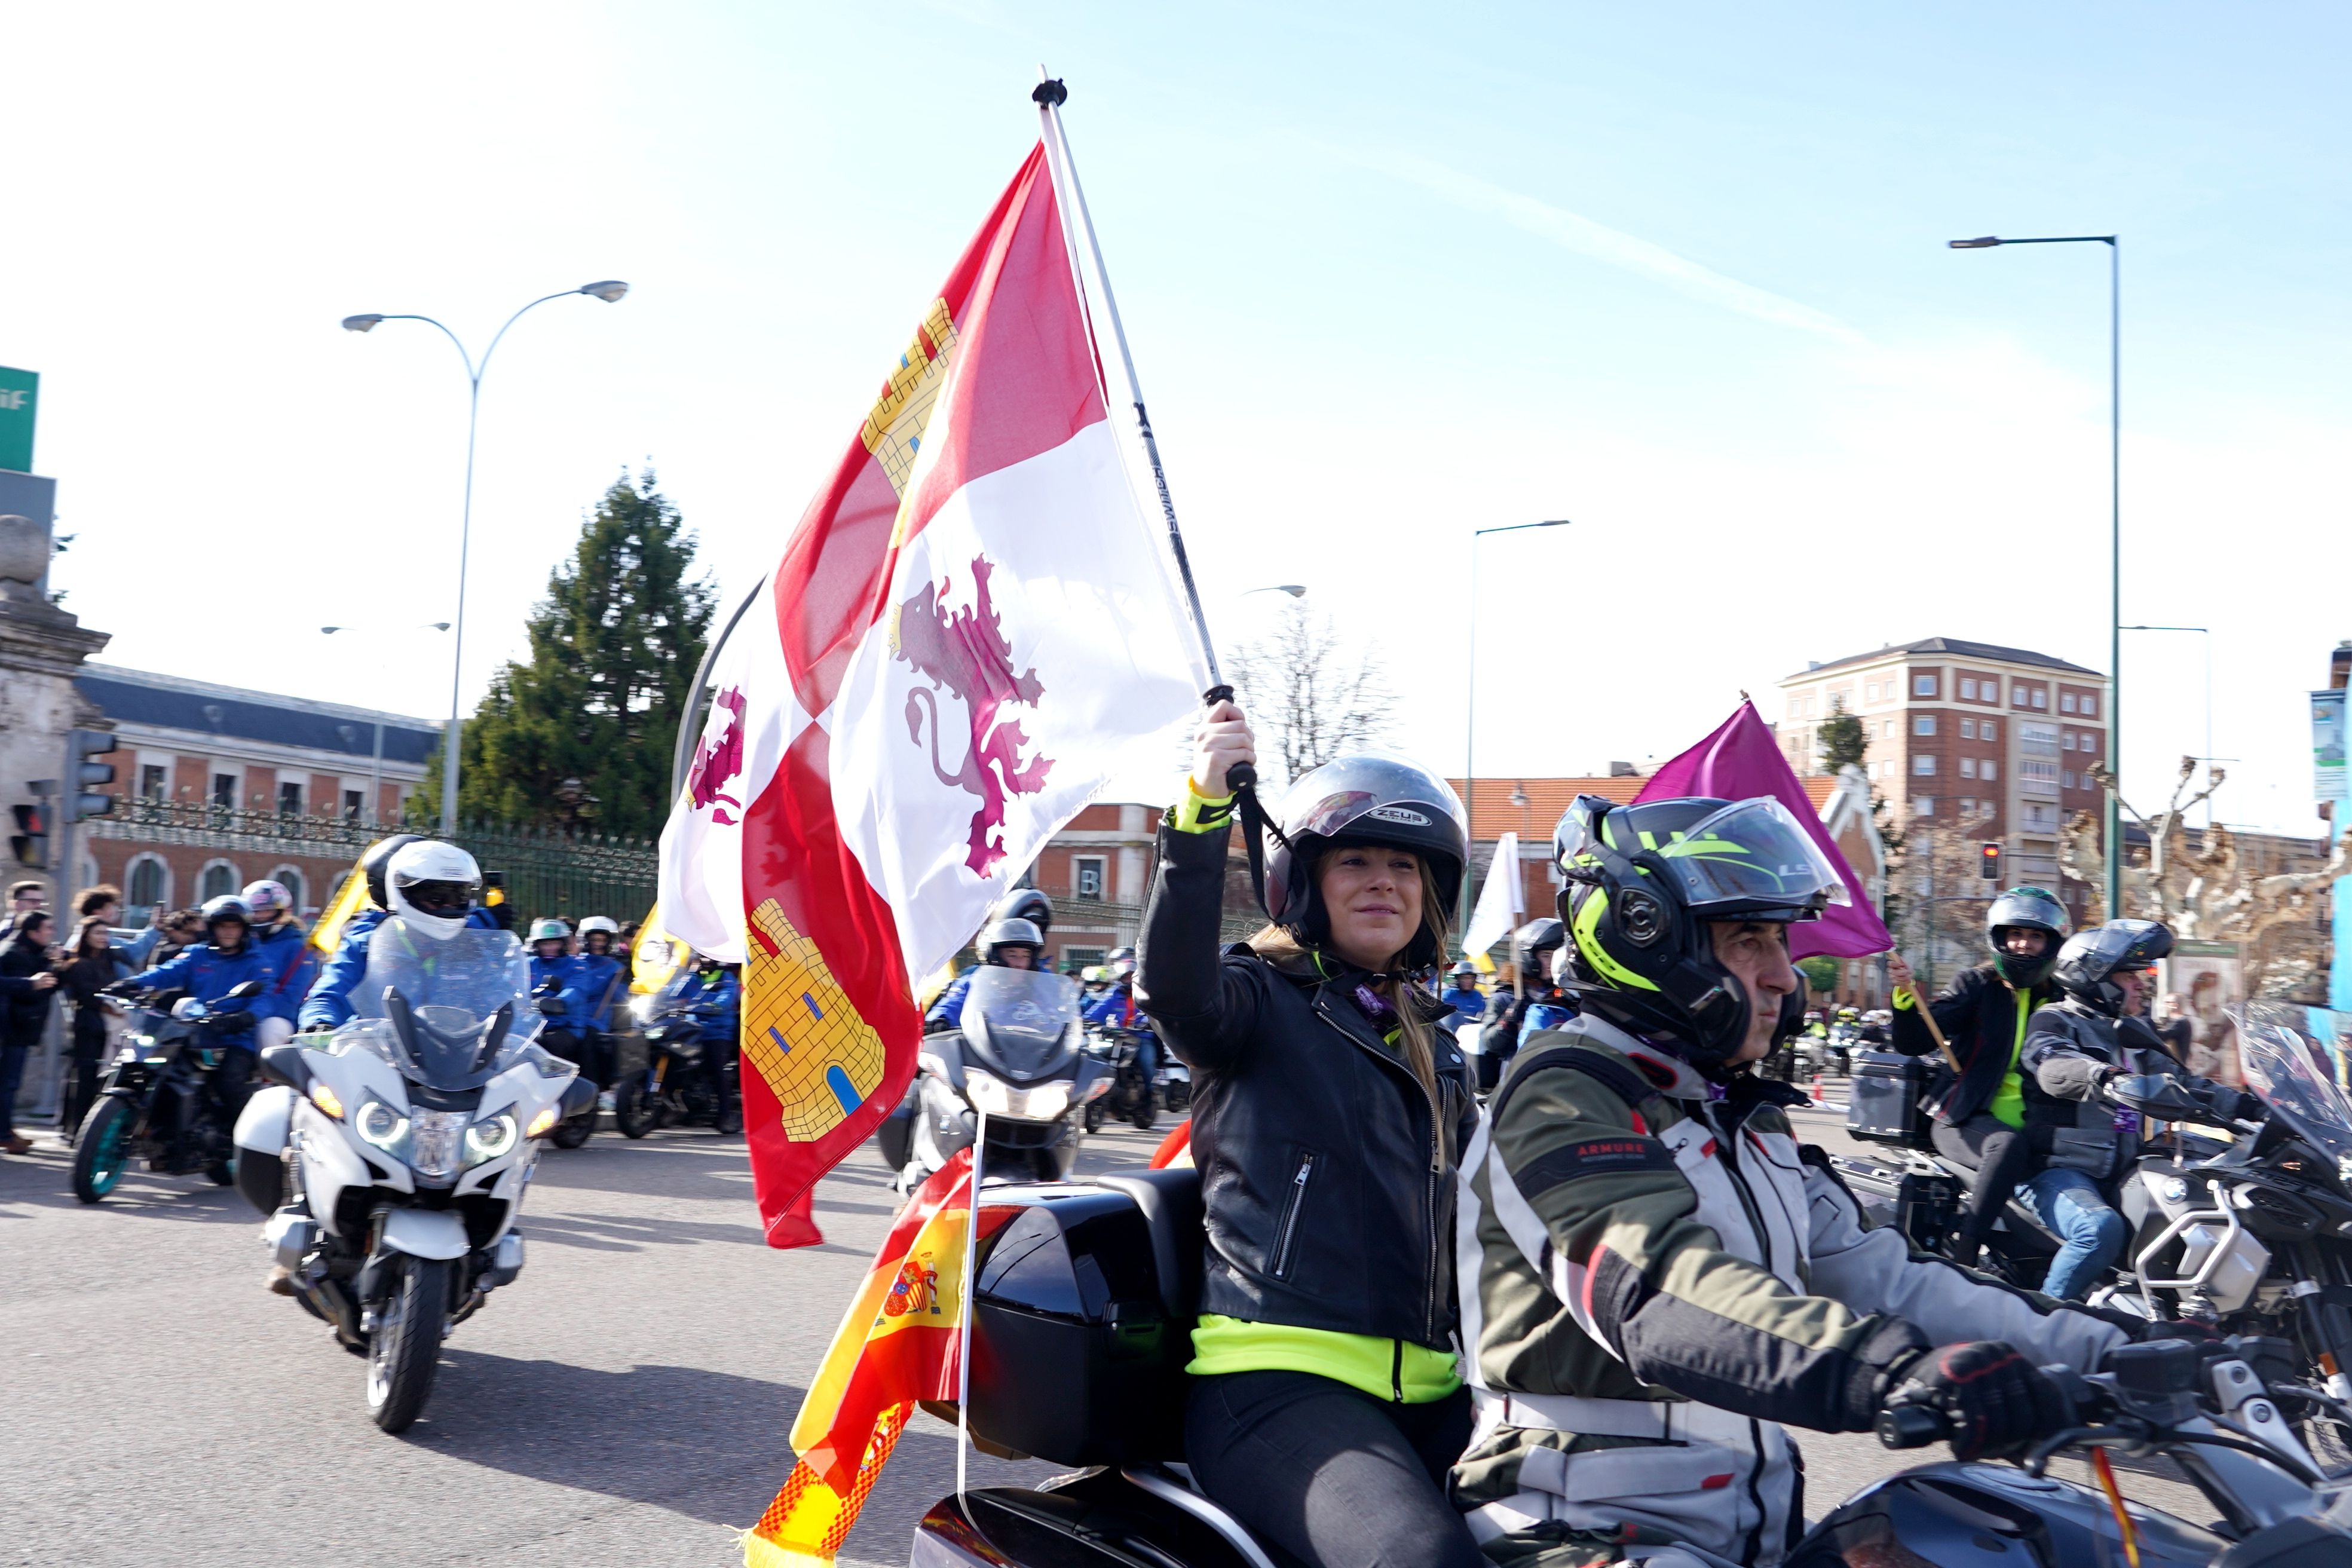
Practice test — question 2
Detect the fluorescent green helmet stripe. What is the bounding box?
[1571,887,1660,993]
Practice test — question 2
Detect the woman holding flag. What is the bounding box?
[1136,699,1484,1568]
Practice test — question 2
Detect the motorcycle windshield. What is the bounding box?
[964,967,1080,1082]
[350,919,539,1091]
[2232,1003,2352,1171]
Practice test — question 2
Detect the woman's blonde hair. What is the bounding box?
[1251,846,1450,1116]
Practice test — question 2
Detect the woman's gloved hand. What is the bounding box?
[1888,1341,2074,1462]
[1189,700,1256,800]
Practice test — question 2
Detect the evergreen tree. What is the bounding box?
[436,470,716,837]
[1817,699,1868,776]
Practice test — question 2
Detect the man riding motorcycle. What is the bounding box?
[243,879,316,1052]
[1475,917,1566,1090]
[1081,949,1160,1086]
[525,917,601,1082]
[1885,886,2070,1266]
[655,954,741,1125]
[1441,961,1485,1032]
[2016,918,2258,1302]
[299,840,500,1032]
[138,895,269,1128]
[1456,795,2137,1568]
[924,918,1044,1031]
[573,915,628,1031]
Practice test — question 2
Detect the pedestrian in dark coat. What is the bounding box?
[0,911,62,1153]
[54,917,128,1143]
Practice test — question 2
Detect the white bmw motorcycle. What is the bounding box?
[232,919,593,1433]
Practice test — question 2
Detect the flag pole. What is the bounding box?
[956,1110,985,1506]
[1033,74,1233,706]
[669,571,770,802]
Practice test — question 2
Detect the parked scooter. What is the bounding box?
[232,918,593,1432]
[614,996,740,1136]
[911,1163,2351,1567]
[884,966,1108,1187]
[71,979,267,1203]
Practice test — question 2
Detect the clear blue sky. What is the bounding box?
[9,2,2345,831]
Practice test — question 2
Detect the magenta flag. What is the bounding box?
[1633,700,1892,959]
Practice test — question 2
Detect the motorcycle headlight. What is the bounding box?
[629,993,657,1025]
[354,1098,408,1151]
[1019,1082,1070,1120]
[467,1113,519,1164]
[964,1068,1011,1117]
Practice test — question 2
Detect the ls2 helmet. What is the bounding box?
[990,888,1054,935]
[385,840,482,941]
[1264,751,1468,970]
[201,895,253,941]
[2051,918,2172,1018]
[1515,918,1565,978]
[241,880,294,925]
[359,832,425,909]
[981,918,1044,966]
[1984,886,2071,988]
[1554,794,1846,1074]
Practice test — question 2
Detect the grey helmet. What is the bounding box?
[1984,886,2071,988]
[981,918,1044,966]
[1264,751,1468,969]
[990,888,1054,935]
[2051,919,2172,1017]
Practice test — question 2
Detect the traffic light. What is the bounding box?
[11,782,52,869]
[1979,841,2002,881]
[66,730,117,822]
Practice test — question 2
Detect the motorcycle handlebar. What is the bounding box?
[1876,1402,1947,1450]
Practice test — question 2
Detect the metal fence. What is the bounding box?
[88,800,660,927]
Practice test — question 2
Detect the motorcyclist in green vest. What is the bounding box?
[1885,886,2070,1265]
[1455,796,2139,1567]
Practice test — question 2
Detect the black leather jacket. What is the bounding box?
[1890,963,2058,1125]
[1135,818,1478,1350]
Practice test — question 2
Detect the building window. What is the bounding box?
[1959,757,1977,779]
[1913,755,1937,776]
[139,764,167,802]
[1913,797,1935,817]
[1913,715,1936,736]
[2012,686,2029,708]
[1960,718,1976,739]
[2032,690,2047,709]
[2063,770,2075,789]
[2060,693,2077,713]
[1982,719,1997,742]
[126,855,169,914]
[1980,760,1996,782]
[211,772,237,809]
[1959,678,1976,700]
[1913,673,1937,697]
[2078,732,2096,755]
[2024,803,2058,831]
[1958,796,1975,814]
[2081,696,2097,717]
[198,860,240,901]
[343,788,364,822]
[277,782,302,815]
[1073,856,1106,900]
[2062,733,2076,751]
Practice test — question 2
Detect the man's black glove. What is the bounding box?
[1888,1341,2073,1462]
[209,1009,255,1030]
[2206,1085,2264,1123]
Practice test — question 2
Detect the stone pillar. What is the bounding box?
[0,509,111,1124]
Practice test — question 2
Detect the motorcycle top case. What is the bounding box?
[1847,1049,1930,1146]
[963,1169,1200,1468]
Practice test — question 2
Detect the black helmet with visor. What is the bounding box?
[2051,918,2172,1017]
[1984,886,2071,988]
[1554,794,1846,1072]
[1264,751,1467,972]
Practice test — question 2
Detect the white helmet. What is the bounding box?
[528,917,572,945]
[385,840,482,941]
[576,915,620,938]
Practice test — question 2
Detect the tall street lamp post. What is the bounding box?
[341,280,630,834]
[1949,233,2119,915]
[1465,520,1573,927]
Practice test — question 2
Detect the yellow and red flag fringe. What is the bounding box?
[745,1149,1008,1567]
[1149,1119,1193,1169]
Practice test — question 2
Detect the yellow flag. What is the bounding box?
[309,856,374,954]
[630,900,690,996]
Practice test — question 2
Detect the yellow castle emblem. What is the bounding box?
[741,899,889,1143]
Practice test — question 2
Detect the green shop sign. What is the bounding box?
[0,367,36,473]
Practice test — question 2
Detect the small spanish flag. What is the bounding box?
[744,1149,994,1567]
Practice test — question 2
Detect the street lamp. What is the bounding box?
[1949,232,2120,915]
[1465,519,1573,925]
[2122,625,2217,826]
[340,280,630,834]
[1242,584,1307,598]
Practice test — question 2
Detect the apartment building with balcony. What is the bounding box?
[1778,636,2110,920]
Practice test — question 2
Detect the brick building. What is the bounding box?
[68,664,437,918]
[1778,636,2110,924]
[1018,801,1162,971]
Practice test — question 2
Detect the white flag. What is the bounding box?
[1460,831,1525,970]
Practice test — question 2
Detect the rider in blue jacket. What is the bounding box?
[926,918,1044,1031]
[243,879,317,1050]
[573,915,628,1030]
[1081,949,1158,1082]
[1438,961,1484,1032]
[140,895,271,1122]
[300,840,501,1032]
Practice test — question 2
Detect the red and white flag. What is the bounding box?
[659,143,1205,1245]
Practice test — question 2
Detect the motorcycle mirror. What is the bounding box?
[2111,1074,2203,1120]
[226,981,265,1000]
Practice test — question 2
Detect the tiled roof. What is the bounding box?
[1790,637,2103,681]
[1450,774,1843,844]
[76,664,439,764]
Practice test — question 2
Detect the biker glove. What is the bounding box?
[1890,1340,2072,1463]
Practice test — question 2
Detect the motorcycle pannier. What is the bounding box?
[963,1170,1200,1467]
[1847,1051,1929,1147]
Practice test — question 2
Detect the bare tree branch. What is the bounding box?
[1229,599,1395,788]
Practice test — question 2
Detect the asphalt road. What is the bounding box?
[0,1087,2217,1568]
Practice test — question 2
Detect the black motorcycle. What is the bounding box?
[910,1165,2352,1567]
[529,984,603,1149]
[1084,1024,1162,1132]
[71,979,265,1203]
[612,1002,740,1137]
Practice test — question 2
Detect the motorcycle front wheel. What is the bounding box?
[612,1079,657,1139]
[71,1098,134,1203]
[366,1254,450,1434]
[549,1108,595,1149]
